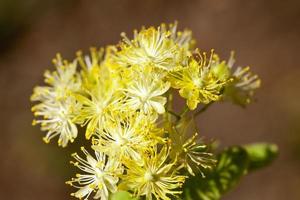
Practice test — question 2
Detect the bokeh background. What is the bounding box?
[1,0,300,199]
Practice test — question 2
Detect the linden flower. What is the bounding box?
[32,97,80,147]
[168,22,195,50]
[31,54,81,102]
[74,67,124,139]
[31,54,81,147]
[169,117,216,176]
[122,146,186,200]
[124,72,170,115]
[76,48,104,91]
[112,25,182,71]
[222,52,261,106]
[168,51,230,110]
[67,147,122,200]
[92,113,155,162]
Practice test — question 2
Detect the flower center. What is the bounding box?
[144,170,157,182]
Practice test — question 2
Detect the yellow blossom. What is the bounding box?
[30,22,262,200]
[124,71,170,115]
[67,147,122,200]
[168,51,231,110]
[221,52,261,106]
[122,146,186,200]
[74,76,124,139]
[31,54,81,147]
[169,117,216,176]
[111,24,187,71]
[92,113,157,162]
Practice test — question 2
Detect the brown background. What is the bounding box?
[0,0,300,199]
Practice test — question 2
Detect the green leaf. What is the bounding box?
[244,143,278,171]
[110,191,138,200]
[182,146,249,200]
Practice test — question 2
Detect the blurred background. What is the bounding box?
[1,0,299,199]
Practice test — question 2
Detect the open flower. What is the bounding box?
[168,22,195,50]
[92,113,156,162]
[169,117,216,176]
[74,65,124,139]
[32,97,80,147]
[124,72,170,115]
[122,146,186,200]
[220,52,261,106]
[112,25,184,71]
[31,54,81,147]
[168,51,230,110]
[76,48,104,91]
[67,147,122,200]
[31,54,81,102]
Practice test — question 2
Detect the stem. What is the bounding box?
[167,110,180,120]
[180,105,189,117]
[194,102,213,117]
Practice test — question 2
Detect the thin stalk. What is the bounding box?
[167,110,180,120]
[180,105,189,117]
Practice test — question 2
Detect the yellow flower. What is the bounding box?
[112,25,183,71]
[30,22,262,200]
[167,22,195,58]
[169,117,216,176]
[31,54,81,147]
[76,48,104,91]
[222,52,261,106]
[74,79,124,139]
[168,51,230,110]
[31,54,81,102]
[122,146,186,200]
[67,147,122,200]
[92,113,156,162]
[32,97,80,147]
[124,71,170,115]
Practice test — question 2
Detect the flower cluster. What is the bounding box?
[31,22,260,200]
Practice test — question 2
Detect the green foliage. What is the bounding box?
[244,143,278,171]
[182,143,278,200]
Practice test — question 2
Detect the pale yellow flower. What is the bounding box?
[32,97,80,147]
[76,48,104,91]
[169,117,216,176]
[74,63,125,139]
[122,146,186,200]
[168,51,230,110]
[31,54,81,102]
[168,22,195,50]
[124,71,170,115]
[112,25,183,71]
[92,113,156,162]
[67,147,122,200]
[222,52,261,106]
[31,54,81,147]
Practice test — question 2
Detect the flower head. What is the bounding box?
[92,113,158,162]
[74,64,124,139]
[31,54,81,147]
[124,70,170,115]
[31,54,81,102]
[111,24,189,71]
[169,117,216,176]
[122,146,186,200]
[67,147,122,200]
[32,97,80,147]
[221,52,261,106]
[168,51,231,110]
